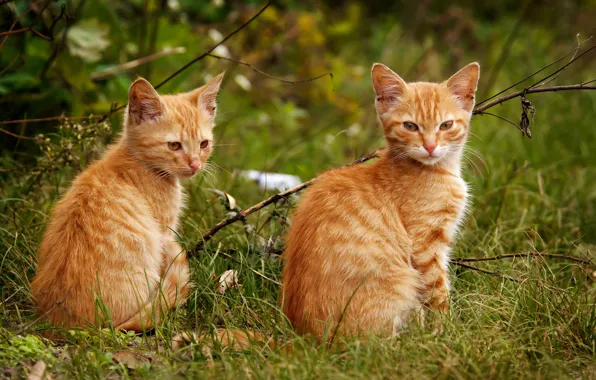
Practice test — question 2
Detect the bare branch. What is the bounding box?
[472,84,596,114]
[0,3,67,41]
[528,44,596,89]
[476,111,520,130]
[452,262,520,282]
[95,0,277,122]
[453,252,592,265]
[155,1,275,90]
[0,53,20,76]
[0,115,102,126]
[475,38,593,108]
[0,126,39,140]
[90,47,187,81]
[190,148,383,254]
[0,20,18,51]
[207,53,333,85]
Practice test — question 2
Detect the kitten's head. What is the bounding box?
[124,73,225,179]
[371,63,479,166]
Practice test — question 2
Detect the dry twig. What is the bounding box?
[452,262,520,282]
[453,252,592,265]
[207,53,333,85]
[90,47,187,81]
[190,148,382,254]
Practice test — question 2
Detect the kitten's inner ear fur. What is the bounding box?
[128,78,165,125]
[189,72,225,118]
[445,62,480,112]
[371,63,408,115]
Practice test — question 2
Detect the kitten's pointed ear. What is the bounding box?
[194,72,225,118]
[371,63,407,115]
[127,78,166,125]
[446,62,480,113]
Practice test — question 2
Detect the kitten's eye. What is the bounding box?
[167,142,182,151]
[403,122,419,132]
[200,140,209,149]
[440,121,454,131]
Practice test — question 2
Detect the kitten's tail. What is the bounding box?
[115,255,190,332]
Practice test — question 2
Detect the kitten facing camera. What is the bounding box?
[281,63,480,340]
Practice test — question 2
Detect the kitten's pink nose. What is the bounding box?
[424,143,437,155]
[188,159,201,172]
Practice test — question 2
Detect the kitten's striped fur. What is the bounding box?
[282,63,480,340]
[31,73,224,332]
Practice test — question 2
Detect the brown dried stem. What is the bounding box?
[190,148,383,254]
[207,53,333,85]
[452,252,592,265]
[472,84,596,114]
[452,262,520,282]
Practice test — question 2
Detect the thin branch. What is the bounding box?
[0,53,20,76]
[453,252,592,265]
[207,53,333,85]
[476,111,520,129]
[155,0,275,90]
[0,20,18,51]
[39,0,83,79]
[90,47,186,81]
[472,84,596,114]
[0,126,39,140]
[452,262,520,282]
[95,0,276,122]
[190,148,383,254]
[537,33,585,87]
[0,115,102,126]
[0,3,66,41]
[528,44,596,89]
[475,38,593,107]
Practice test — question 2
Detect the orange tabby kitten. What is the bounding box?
[31,73,225,332]
[282,63,479,340]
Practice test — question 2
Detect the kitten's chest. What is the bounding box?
[404,174,469,242]
[150,183,184,233]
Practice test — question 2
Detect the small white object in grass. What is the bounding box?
[217,269,239,294]
[167,0,180,11]
[234,74,252,91]
[213,45,230,58]
[208,29,224,43]
[242,170,302,191]
[346,123,361,136]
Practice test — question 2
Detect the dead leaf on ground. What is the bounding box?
[27,360,51,380]
[216,269,240,294]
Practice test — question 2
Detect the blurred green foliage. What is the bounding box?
[1,1,596,378]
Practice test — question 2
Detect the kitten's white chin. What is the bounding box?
[414,156,444,166]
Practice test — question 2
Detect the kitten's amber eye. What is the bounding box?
[200,140,209,149]
[168,142,182,151]
[440,121,454,130]
[403,122,419,132]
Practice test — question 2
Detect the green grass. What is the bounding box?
[1,17,596,380]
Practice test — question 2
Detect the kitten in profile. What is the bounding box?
[31,73,225,332]
[282,63,479,340]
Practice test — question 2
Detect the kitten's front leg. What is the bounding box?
[412,242,451,312]
[160,240,190,306]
